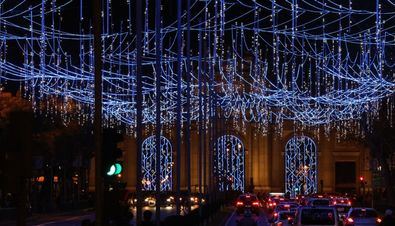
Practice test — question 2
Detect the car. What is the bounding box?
[307,198,331,207]
[235,193,261,215]
[144,196,156,207]
[269,202,299,222]
[271,210,296,226]
[333,204,352,220]
[332,197,352,206]
[293,206,340,226]
[344,208,382,226]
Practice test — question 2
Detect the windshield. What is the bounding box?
[239,196,258,202]
[335,206,351,213]
[312,199,330,206]
[301,209,336,225]
[350,209,378,218]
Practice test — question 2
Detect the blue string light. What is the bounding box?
[0,0,393,135]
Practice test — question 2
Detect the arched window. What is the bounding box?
[214,135,245,192]
[285,136,317,197]
[141,136,173,191]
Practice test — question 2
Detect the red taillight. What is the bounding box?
[269,203,273,207]
[348,201,352,205]
[274,213,278,217]
[376,218,382,223]
[236,201,244,206]
[252,201,259,206]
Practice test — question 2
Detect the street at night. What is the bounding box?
[1,0,395,226]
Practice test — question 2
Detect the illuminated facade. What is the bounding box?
[92,123,372,194]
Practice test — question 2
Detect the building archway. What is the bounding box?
[285,136,317,197]
[214,135,245,192]
[141,135,173,191]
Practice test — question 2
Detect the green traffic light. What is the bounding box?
[114,163,122,175]
[107,163,122,176]
[107,165,116,176]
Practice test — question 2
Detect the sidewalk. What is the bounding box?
[0,208,94,226]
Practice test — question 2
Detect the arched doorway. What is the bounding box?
[141,136,173,191]
[214,135,245,192]
[285,136,317,197]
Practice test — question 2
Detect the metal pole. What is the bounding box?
[135,0,143,224]
[185,0,192,213]
[176,0,182,215]
[155,0,162,224]
[93,0,103,225]
[198,21,203,196]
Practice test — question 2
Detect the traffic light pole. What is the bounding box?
[155,0,162,225]
[135,0,143,224]
[93,0,103,225]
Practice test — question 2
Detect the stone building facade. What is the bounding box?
[92,122,371,195]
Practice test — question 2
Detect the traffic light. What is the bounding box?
[102,129,124,177]
[106,163,123,176]
[359,176,364,182]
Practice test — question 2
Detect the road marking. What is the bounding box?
[225,210,236,226]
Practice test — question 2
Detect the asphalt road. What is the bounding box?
[224,208,269,226]
[0,211,94,226]
[0,205,200,226]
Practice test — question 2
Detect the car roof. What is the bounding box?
[334,204,351,207]
[239,194,257,198]
[350,207,374,210]
[278,210,296,213]
[299,206,336,210]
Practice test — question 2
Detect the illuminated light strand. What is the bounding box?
[0,0,392,134]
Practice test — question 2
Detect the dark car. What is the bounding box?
[269,202,299,223]
[235,193,261,215]
[344,208,382,226]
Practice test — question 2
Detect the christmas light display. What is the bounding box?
[141,135,172,191]
[285,136,318,197]
[0,0,394,192]
[0,0,392,132]
[214,135,245,191]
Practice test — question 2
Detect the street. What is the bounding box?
[224,210,269,226]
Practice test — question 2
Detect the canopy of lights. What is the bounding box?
[0,0,394,137]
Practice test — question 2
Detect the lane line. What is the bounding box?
[224,210,236,226]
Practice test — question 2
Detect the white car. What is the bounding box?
[293,206,339,226]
